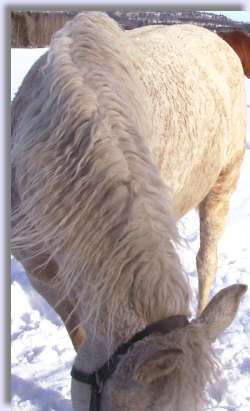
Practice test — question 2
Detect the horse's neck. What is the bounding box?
[79,304,146,373]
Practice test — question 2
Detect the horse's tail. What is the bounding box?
[11,12,190,332]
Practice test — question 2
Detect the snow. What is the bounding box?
[11,49,250,411]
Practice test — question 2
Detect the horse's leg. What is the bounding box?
[12,248,85,352]
[197,152,244,314]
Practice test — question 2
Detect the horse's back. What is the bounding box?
[129,24,246,215]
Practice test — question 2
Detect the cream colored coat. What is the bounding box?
[11,13,247,411]
[128,24,245,215]
[128,24,246,312]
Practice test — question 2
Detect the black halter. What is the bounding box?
[71,315,189,411]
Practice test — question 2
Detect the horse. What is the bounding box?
[218,30,250,78]
[11,12,247,411]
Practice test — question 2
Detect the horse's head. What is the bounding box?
[71,284,246,411]
[234,31,250,78]
[219,31,250,78]
[241,33,250,78]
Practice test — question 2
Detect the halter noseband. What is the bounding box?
[71,315,189,411]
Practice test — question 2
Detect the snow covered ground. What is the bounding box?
[11,49,250,411]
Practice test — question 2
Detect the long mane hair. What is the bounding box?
[11,12,190,334]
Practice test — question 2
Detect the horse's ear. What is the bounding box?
[198,284,247,342]
[134,348,182,384]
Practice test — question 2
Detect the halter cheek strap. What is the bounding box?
[71,367,103,410]
[71,315,189,411]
